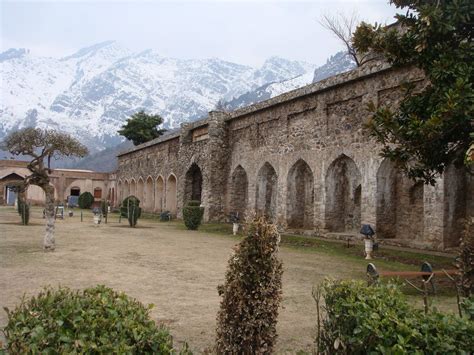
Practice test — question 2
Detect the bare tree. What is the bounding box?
[319,12,368,67]
[214,98,231,112]
[3,128,88,251]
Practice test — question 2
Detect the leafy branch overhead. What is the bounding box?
[118,110,167,146]
[352,0,474,185]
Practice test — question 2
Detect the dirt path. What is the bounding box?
[0,207,364,353]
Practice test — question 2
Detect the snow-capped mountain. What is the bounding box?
[226,51,356,110]
[0,41,318,152]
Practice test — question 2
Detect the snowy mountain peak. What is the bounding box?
[61,40,117,60]
[0,48,29,62]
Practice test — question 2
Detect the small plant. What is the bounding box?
[216,217,283,354]
[78,191,94,209]
[182,200,204,230]
[3,285,178,354]
[101,199,108,217]
[120,196,141,227]
[17,196,30,225]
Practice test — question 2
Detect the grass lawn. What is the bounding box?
[0,206,459,353]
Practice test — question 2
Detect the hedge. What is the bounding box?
[318,279,474,354]
[3,285,180,354]
[78,192,94,209]
[182,200,204,230]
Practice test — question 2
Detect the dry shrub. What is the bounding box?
[216,217,283,354]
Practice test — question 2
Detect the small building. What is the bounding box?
[0,160,117,207]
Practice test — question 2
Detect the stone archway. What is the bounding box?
[184,163,203,203]
[256,162,278,219]
[144,177,154,212]
[166,175,177,214]
[230,165,248,218]
[325,155,361,232]
[376,158,424,241]
[287,159,314,229]
[155,176,164,212]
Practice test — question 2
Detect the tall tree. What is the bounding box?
[3,128,88,251]
[118,111,166,146]
[352,0,474,185]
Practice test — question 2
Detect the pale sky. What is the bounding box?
[1,0,400,67]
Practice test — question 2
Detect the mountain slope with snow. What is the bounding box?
[226,51,356,110]
[1,42,318,152]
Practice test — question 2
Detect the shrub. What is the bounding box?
[120,196,141,227]
[101,199,108,217]
[17,196,30,225]
[318,279,474,354]
[182,200,204,230]
[78,192,94,209]
[216,217,283,354]
[3,285,178,354]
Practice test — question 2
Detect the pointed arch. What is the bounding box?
[184,163,203,203]
[155,176,165,212]
[376,158,424,240]
[287,159,314,228]
[325,154,361,232]
[255,162,278,219]
[144,176,154,211]
[166,174,177,215]
[230,165,248,218]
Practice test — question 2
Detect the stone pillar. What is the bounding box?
[206,111,230,222]
[423,177,444,250]
[361,156,380,229]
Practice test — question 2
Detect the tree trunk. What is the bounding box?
[43,185,55,251]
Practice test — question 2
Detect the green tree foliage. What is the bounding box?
[182,200,204,230]
[118,110,167,146]
[216,217,283,354]
[2,128,88,251]
[318,279,474,354]
[3,285,179,354]
[353,0,474,185]
[120,196,141,227]
[78,192,94,209]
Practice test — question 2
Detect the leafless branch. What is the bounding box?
[318,11,363,66]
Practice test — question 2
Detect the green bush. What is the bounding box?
[318,280,474,354]
[78,192,94,209]
[17,196,30,225]
[101,199,108,217]
[216,217,283,353]
[120,196,142,227]
[3,285,178,354]
[182,200,204,230]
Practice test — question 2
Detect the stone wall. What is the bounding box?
[116,62,473,251]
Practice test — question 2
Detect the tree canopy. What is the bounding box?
[3,127,88,250]
[353,0,473,185]
[118,111,167,146]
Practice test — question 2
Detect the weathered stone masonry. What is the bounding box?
[117,62,473,251]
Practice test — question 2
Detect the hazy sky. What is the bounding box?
[1,0,399,67]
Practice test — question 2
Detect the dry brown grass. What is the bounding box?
[0,207,457,353]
